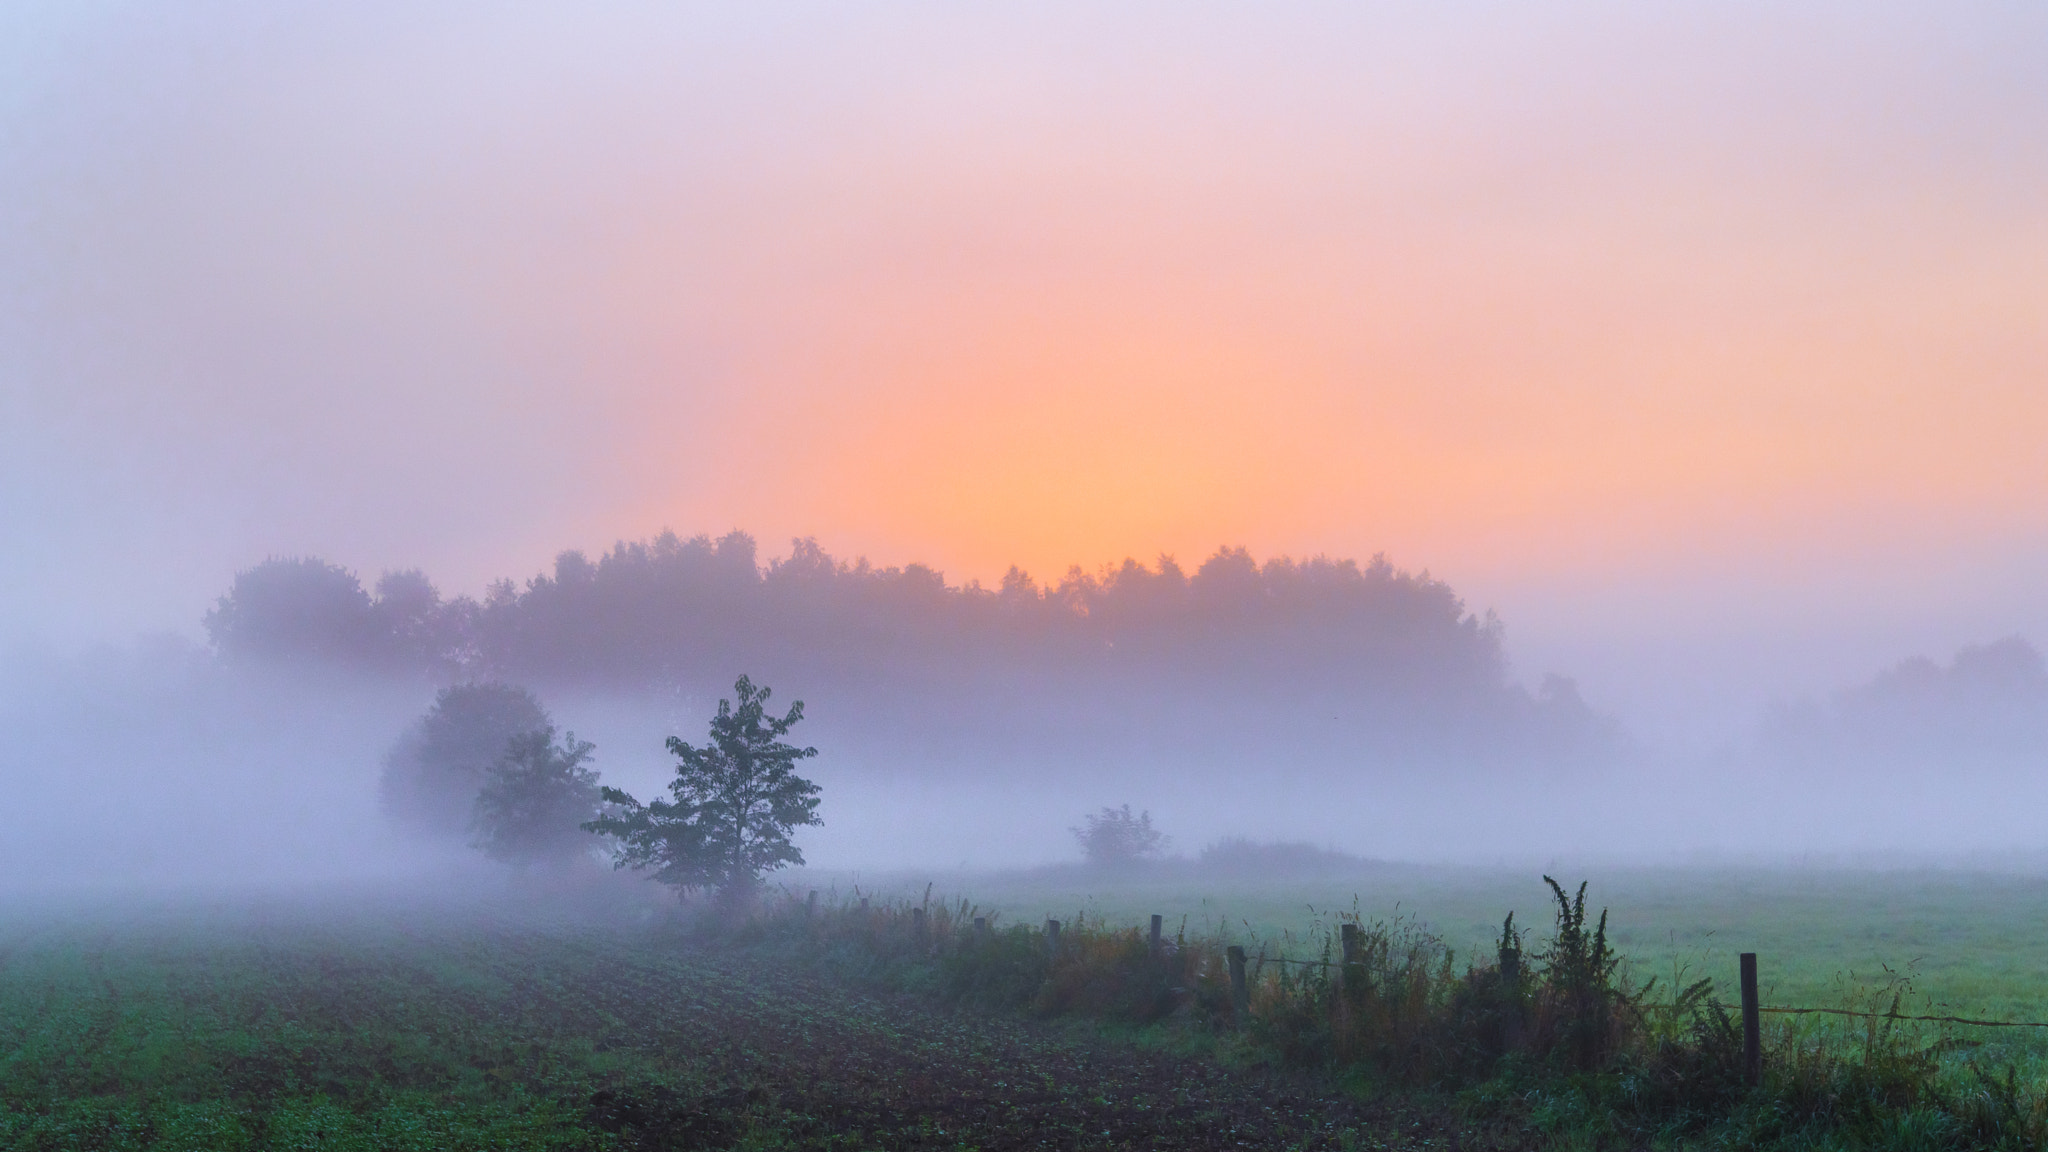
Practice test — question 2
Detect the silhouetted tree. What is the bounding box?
[207,533,1622,777]
[380,683,551,841]
[206,556,472,672]
[1760,637,2048,768]
[586,675,821,903]
[1073,804,1170,869]
[205,557,379,663]
[470,727,602,868]
[369,568,449,669]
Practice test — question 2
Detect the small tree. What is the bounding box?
[470,727,602,868]
[585,675,821,903]
[1072,804,1170,869]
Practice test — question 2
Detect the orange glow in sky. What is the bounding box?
[571,121,2048,593]
[5,2,2047,728]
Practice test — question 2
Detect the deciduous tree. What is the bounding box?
[471,728,602,868]
[380,683,551,840]
[586,675,822,903]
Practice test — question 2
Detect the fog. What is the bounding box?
[0,638,435,889]
[2,539,2045,888]
[3,3,2046,888]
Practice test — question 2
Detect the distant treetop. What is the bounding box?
[206,534,1493,679]
[205,532,1618,773]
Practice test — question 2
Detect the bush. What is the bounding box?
[1071,806,1169,870]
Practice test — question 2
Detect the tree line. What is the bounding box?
[212,531,1619,772]
[206,532,1500,683]
[1758,635,2048,767]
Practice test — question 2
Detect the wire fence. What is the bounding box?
[1226,944,2048,1029]
[839,897,2048,1042]
[1759,1006,2048,1029]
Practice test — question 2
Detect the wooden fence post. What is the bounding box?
[911,907,925,939]
[1741,952,1761,1087]
[1150,914,1163,956]
[1227,946,1249,1025]
[1045,918,1061,960]
[974,916,989,941]
[859,897,869,915]
[806,890,817,916]
[1340,923,1361,988]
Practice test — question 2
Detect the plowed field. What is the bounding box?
[0,900,1517,1150]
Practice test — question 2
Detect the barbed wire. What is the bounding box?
[1760,1006,2048,1029]
[796,906,2048,1029]
[1241,961,2048,1027]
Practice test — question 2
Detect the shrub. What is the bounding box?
[1072,805,1170,869]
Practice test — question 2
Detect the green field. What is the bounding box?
[0,888,1458,1151]
[10,865,2048,1149]
[793,864,2048,1032]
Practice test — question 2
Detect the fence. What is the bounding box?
[1017,904,2048,1088]
[800,889,2048,1086]
[1235,941,2048,1086]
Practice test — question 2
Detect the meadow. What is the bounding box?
[798,863,2048,1034]
[9,864,2048,1150]
[0,885,1454,1151]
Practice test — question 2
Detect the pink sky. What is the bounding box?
[4,2,2045,741]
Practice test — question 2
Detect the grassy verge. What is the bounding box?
[785,864,2048,1029]
[746,878,2048,1150]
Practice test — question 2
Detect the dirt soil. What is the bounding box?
[587,947,1533,1150]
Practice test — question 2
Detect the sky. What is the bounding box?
[3,1,2046,748]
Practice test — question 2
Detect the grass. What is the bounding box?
[788,863,2048,1035]
[0,887,1468,1150]
[10,864,2048,1149]
[767,867,2048,1148]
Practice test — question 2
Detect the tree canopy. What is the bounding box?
[380,683,551,841]
[206,535,1502,691]
[204,557,379,664]
[211,533,1620,779]
[470,727,603,868]
[586,675,821,901]
[1759,636,2048,769]
[206,556,475,672]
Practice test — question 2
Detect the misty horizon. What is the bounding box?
[7,11,2048,1148]
[4,3,2046,886]
[1,524,2043,889]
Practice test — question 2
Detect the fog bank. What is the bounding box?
[3,549,2045,889]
